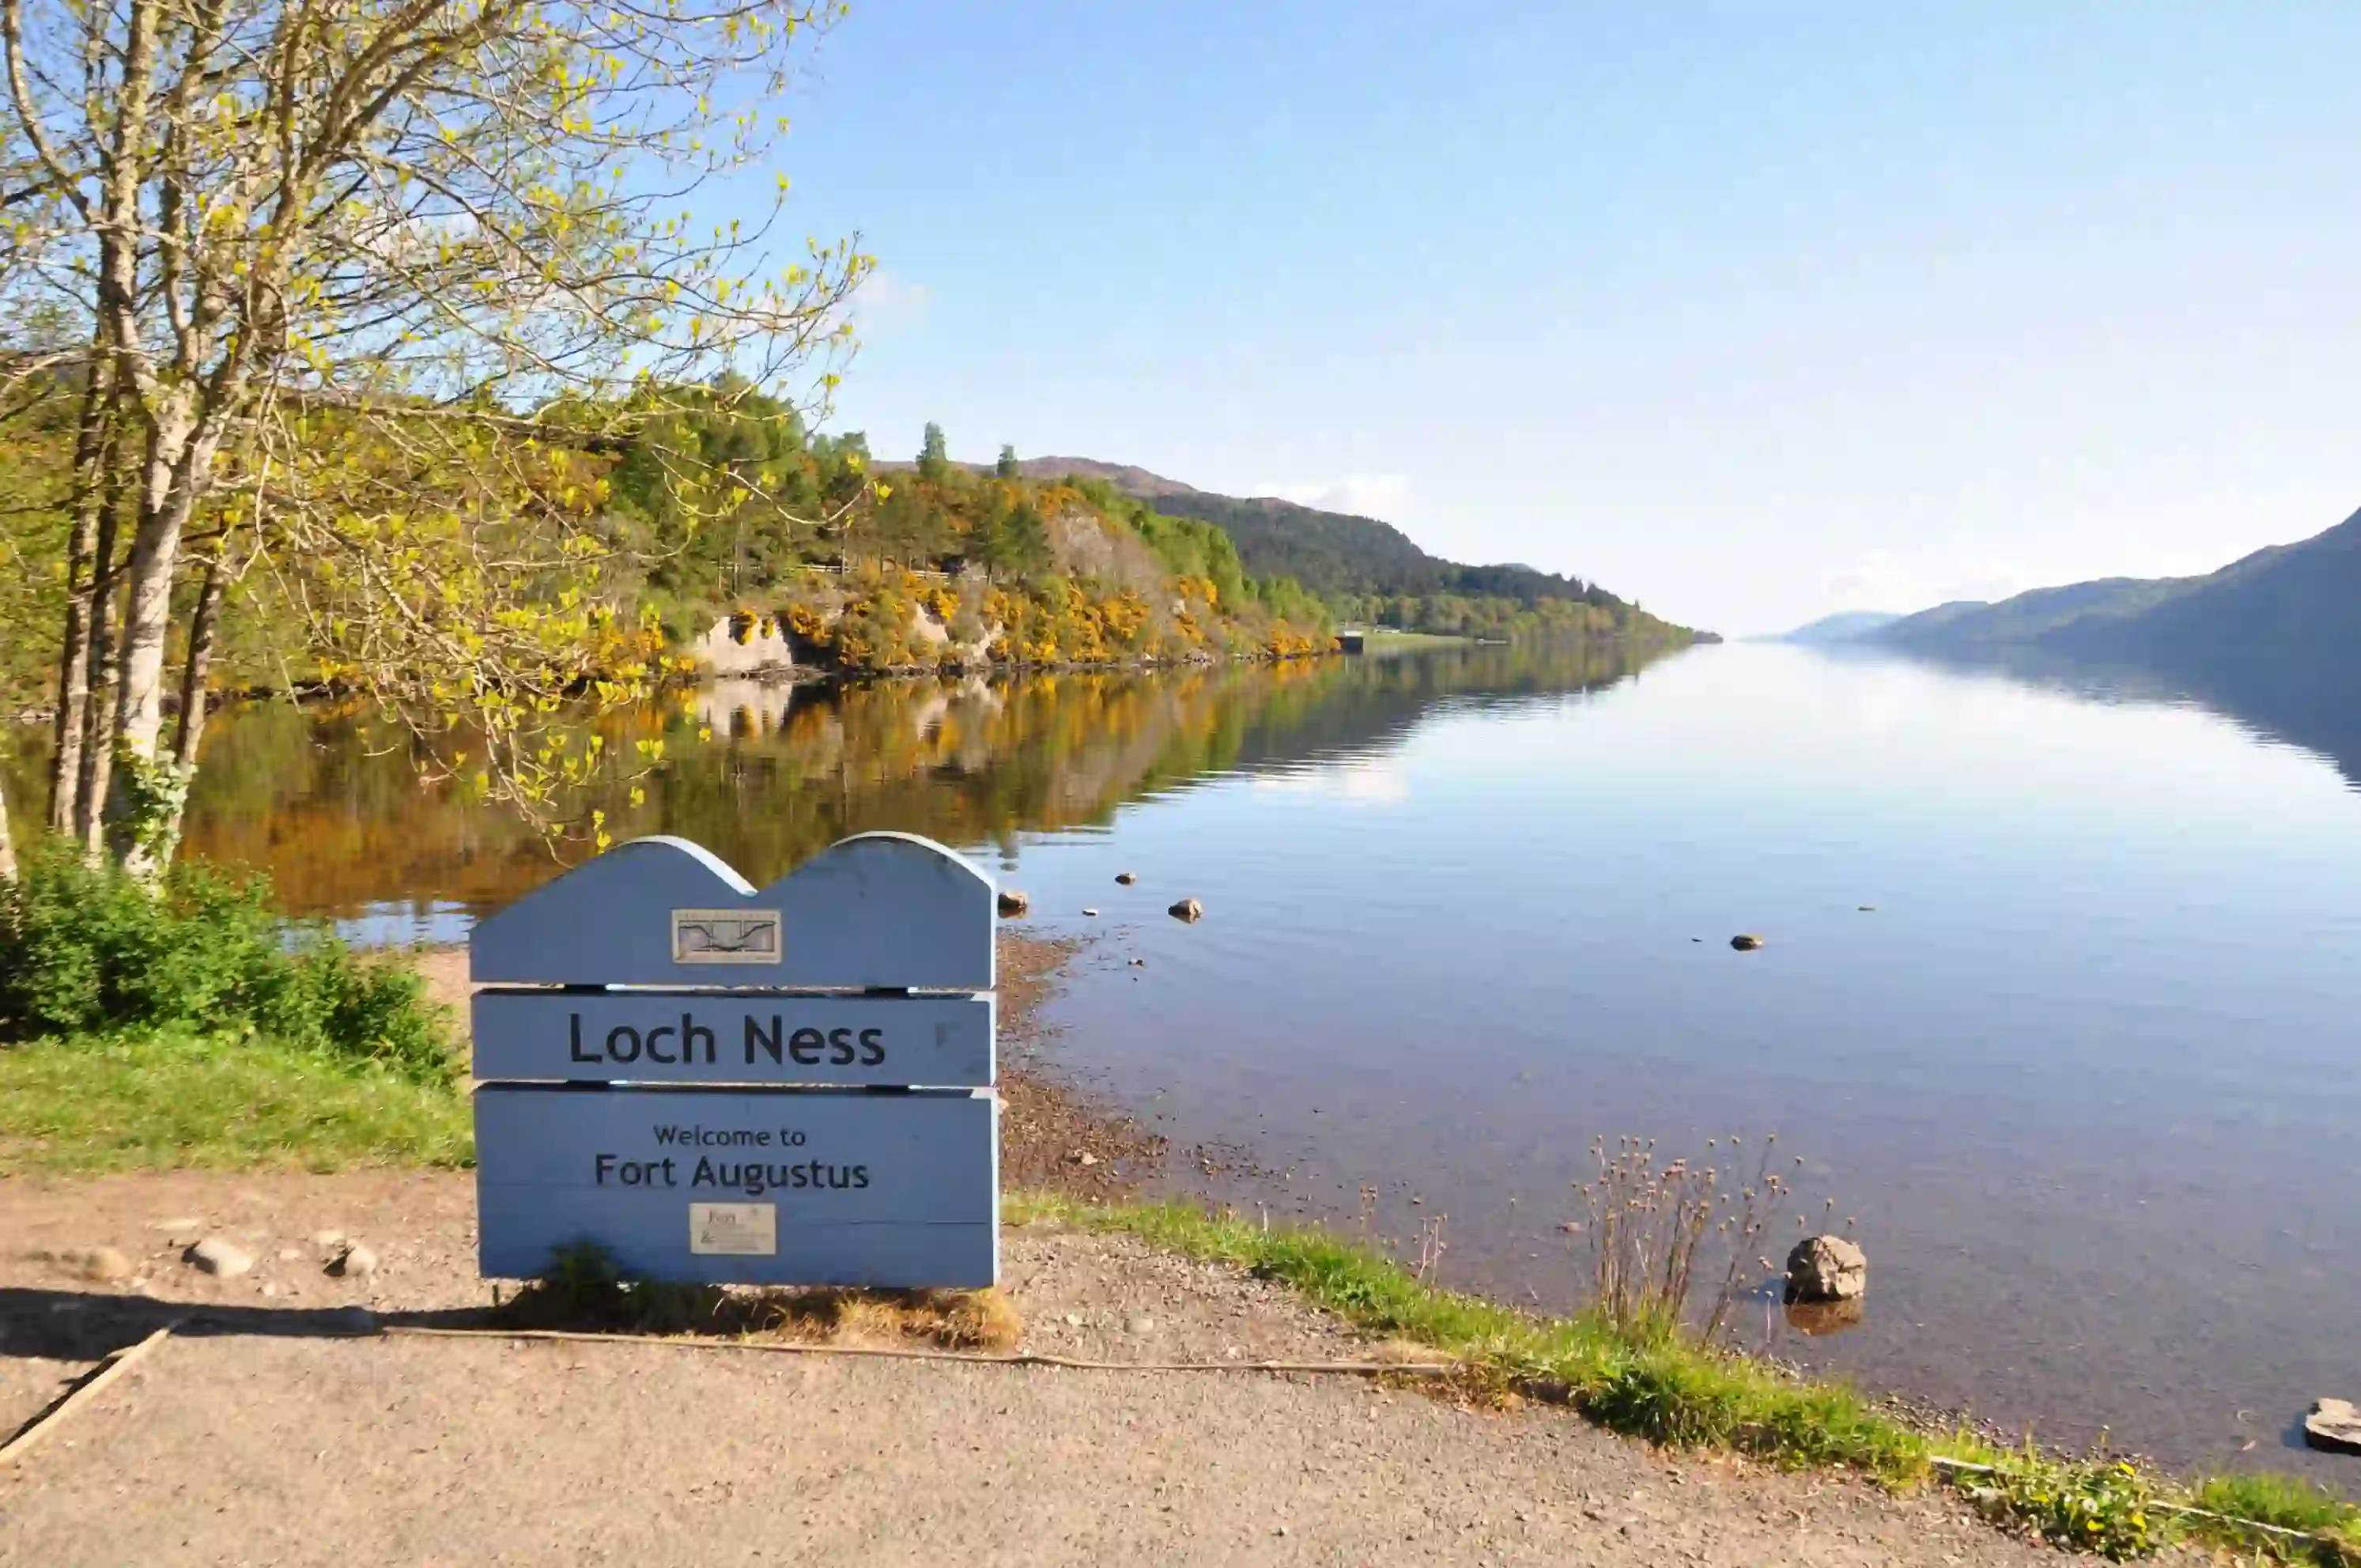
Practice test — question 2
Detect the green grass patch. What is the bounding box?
[1355,628,1471,652]
[1008,1192,2361,1563]
[0,1028,473,1174]
[2190,1473,2361,1559]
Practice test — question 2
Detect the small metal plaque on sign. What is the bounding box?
[672,909,783,965]
[689,1202,777,1256]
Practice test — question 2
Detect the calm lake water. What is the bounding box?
[18,640,2359,1477]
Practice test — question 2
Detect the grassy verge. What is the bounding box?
[1355,628,1471,652]
[1009,1193,2361,1564]
[0,1028,473,1174]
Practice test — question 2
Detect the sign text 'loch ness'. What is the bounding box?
[467,833,1001,1288]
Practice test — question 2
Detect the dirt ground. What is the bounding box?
[0,1170,2087,1568]
[0,938,2098,1564]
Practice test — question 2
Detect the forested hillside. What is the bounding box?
[980,457,1701,644]
[0,387,1337,723]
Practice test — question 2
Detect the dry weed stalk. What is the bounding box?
[1411,1212,1449,1283]
[1576,1133,1803,1345]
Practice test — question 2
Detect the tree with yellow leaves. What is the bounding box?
[0,0,868,874]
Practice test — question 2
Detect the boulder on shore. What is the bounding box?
[996,890,1030,919]
[2306,1398,2361,1456]
[1168,897,1203,923]
[1785,1234,1867,1303]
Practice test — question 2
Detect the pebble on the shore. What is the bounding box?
[185,1237,255,1278]
[327,1242,380,1279]
[47,1246,133,1283]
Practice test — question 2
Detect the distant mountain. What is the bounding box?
[1770,610,1902,644]
[1016,458,1626,609]
[1005,456,1203,501]
[1876,578,2195,650]
[1868,504,2361,703]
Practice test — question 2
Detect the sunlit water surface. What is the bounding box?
[27,640,2354,1477]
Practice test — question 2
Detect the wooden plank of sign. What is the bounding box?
[469,832,995,992]
[474,1086,998,1288]
[471,991,994,1087]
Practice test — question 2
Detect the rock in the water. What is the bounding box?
[327,1242,379,1279]
[996,890,1030,918]
[2306,1398,2361,1456]
[1731,933,1765,951]
[1168,897,1203,923]
[185,1237,255,1278]
[1082,907,1100,917]
[1785,1234,1867,1303]
[1115,872,1138,886]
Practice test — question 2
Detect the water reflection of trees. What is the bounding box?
[4,640,1673,917]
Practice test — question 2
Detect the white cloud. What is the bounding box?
[1259,472,1413,520]
[1249,758,1409,805]
[1823,550,2034,614]
[846,268,933,340]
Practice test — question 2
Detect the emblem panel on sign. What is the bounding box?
[672,907,782,965]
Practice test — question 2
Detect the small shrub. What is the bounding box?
[1963,1452,2160,1561]
[0,835,452,1081]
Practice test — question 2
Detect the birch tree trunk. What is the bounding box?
[73,462,126,856]
[0,768,17,883]
[108,395,220,882]
[149,542,231,869]
[44,357,116,832]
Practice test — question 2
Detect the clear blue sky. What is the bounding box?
[761,2,2360,636]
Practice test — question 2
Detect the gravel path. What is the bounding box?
[0,1171,2080,1566]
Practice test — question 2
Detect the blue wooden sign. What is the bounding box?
[469,832,1001,1288]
